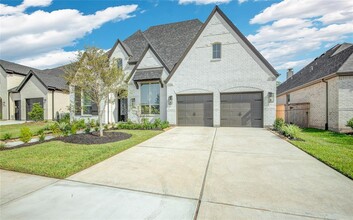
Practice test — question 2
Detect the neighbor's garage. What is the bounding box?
[220,92,263,127]
[177,94,213,126]
[26,98,43,120]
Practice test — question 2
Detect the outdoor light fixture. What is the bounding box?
[268,92,274,103]
[131,98,135,107]
[168,96,173,105]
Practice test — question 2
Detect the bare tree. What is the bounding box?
[65,47,126,136]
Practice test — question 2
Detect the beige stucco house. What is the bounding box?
[0,60,69,121]
[277,43,353,133]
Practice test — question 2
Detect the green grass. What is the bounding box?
[290,128,353,179]
[0,130,162,178]
[0,122,51,140]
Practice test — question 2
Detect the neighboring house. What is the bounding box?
[97,6,277,127]
[277,43,353,133]
[0,60,69,121]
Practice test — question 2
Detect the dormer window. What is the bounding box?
[117,58,123,69]
[212,43,221,59]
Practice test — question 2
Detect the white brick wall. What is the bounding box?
[338,75,353,132]
[167,12,276,127]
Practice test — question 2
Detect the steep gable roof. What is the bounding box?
[277,43,353,95]
[165,6,278,83]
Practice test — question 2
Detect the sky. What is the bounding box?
[0,0,352,82]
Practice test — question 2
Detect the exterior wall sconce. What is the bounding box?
[168,96,173,105]
[268,92,274,103]
[131,98,135,108]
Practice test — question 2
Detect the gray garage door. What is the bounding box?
[177,94,213,126]
[26,98,44,120]
[220,92,263,127]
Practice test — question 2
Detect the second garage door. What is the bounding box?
[177,94,213,126]
[220,92,263,127]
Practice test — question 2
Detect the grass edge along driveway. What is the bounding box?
[0,130,162,179]
[290,128,353,179]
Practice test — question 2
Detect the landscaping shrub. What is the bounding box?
[58,113,70,123]
[153,118,162,128]
[161,121,169,129]
[142,118,153,130]
[75,119,86,129]
[104,124,109,130]
[116,120,169,130]
[20,127,33,143]
[39,133,45,142]
[273,118,285,131]
[0,143,5,150]
[85,126,91,134]
[95,127,99,132]
[347,118,353,130]
[28,103,44,121]
[282,124,301,139]
[89,119,97,127]
[71,124,78,135]
[2,133,12,140]
[50,122,62,137]
[59,122,71,136]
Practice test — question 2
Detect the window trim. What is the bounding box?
[74,87,98,116]
[212,42,222,60]
[140,82,160,116]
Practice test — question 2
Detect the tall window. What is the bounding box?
[74,87,98,116]
[141,83,160,115]
[117,58,123,70]
[212,43,221,59]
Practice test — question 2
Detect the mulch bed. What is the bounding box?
[1,131,132,151]
[59,131,132,145]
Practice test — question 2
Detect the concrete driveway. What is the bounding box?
[1,127,353,219]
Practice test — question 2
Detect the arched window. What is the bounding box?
[212,43,221,59]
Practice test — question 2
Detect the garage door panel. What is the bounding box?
[177,94,213,127]
[220,93,263,127]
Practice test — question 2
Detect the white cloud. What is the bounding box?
[248,0,353,72]
[179,0,231,5]
[0,1,138,68]
[0,0,52,15]
[15,50,79,69]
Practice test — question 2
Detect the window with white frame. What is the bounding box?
[212,43,221,59]
[74,87,98,116]
[141,83,160,115]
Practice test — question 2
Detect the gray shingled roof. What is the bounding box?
[0,59,68,91]
[277,43,353,95]
[0,59,40,75]
[122,19,203,71]
[133,68,163,81]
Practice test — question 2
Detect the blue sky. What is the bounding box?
[1,0,352,82]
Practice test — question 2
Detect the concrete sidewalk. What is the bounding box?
[1,127,353,219]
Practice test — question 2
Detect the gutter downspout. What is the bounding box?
[322,79,328,130]
[52,90,55,121]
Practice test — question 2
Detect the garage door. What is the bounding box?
[26,98,44,120]
[177,94,213,126]
[220,92,263,127]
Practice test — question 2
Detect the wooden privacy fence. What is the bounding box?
[276,103,310,128]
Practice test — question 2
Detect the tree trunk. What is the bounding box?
[98,105,103,137]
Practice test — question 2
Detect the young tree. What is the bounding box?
[65,47,126,136]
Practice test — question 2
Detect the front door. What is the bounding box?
[15,100,21,120]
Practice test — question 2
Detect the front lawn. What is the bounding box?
[290,128,353,179]
[0,122,51,140]
[0,130,162,178]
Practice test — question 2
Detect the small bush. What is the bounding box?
[347,118,353,130]
[153,118,162,128]
[94,127,99,131]
[104,124,109,130]
[20,127,33,143]
[2,133,12,140]
[28,103,44,121]
[58,113,70,123]
[39,133,45,142]
[75,119,86,129]
[71,124,78,135]
[50,122,62,137]
[59,122,71,136]
[89,119,97,127]
[0,143,5,150]
[274,118,285,131]
[161,121,169,129]
[282,124,301,139]
[85,126,91,134]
